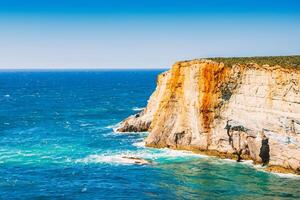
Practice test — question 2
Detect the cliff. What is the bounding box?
[117,56,300,174]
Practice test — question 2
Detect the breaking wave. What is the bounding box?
[76,147,206,165]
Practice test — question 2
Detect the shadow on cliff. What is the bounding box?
[259,136,270,166]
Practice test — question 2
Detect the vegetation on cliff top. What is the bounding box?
[208,55,300,68]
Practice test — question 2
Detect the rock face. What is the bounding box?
[117,59,300,174]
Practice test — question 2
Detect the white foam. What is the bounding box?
[102,130,141,137]
[132,107,144,111]
[157,148,208,159]
[220,158,236,163]
[105,124,117,129]
[272,172,300,178]
[80,123,93,127]
[4,94,10,97]
[218,159,254,166]
[41,155,52,159]
[76,147,207,165]
[132,141,145,148]
[248,163,300,178]
[240,160,254,165]
[208,157,300,178]
[16,151,37,157]
[22,153,36,157]
[104,124,121,132]
[76,153,148,165]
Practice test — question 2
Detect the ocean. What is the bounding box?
[0,70,300,199]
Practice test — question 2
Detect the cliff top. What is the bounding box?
[208,55,300,68]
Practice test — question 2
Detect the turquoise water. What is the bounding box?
[0,70,300,199]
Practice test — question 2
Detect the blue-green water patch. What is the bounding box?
[0,70,300,199]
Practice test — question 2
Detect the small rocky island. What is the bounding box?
[117,56,300,174]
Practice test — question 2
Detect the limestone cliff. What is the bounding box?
[117,57,300,174]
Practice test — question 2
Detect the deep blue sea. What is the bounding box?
[0,70,300,199]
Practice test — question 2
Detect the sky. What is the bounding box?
[0,0,300,69]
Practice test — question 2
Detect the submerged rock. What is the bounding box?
[118,57,300,174]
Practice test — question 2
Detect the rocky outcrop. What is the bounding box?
[117,58,300,174]
[116,71,171,132]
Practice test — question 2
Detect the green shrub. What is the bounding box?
[207,55,300,68]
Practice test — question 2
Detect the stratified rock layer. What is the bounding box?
[117,59,300,174]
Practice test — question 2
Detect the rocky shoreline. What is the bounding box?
[117,57,300,174]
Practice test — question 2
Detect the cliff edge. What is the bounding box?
[117,56,300,174]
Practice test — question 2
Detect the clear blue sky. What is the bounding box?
[0,0,299,68]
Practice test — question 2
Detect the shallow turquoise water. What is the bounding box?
[0,70,300,199]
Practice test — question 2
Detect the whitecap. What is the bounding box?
[4,94,10,97]
[23,153,36,157]
[41,155,52,159]
[80,123,93,127]
[132,107,144,111]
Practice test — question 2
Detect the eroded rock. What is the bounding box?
[118,59,300,174]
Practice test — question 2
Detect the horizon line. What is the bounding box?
[0,67,169,71]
